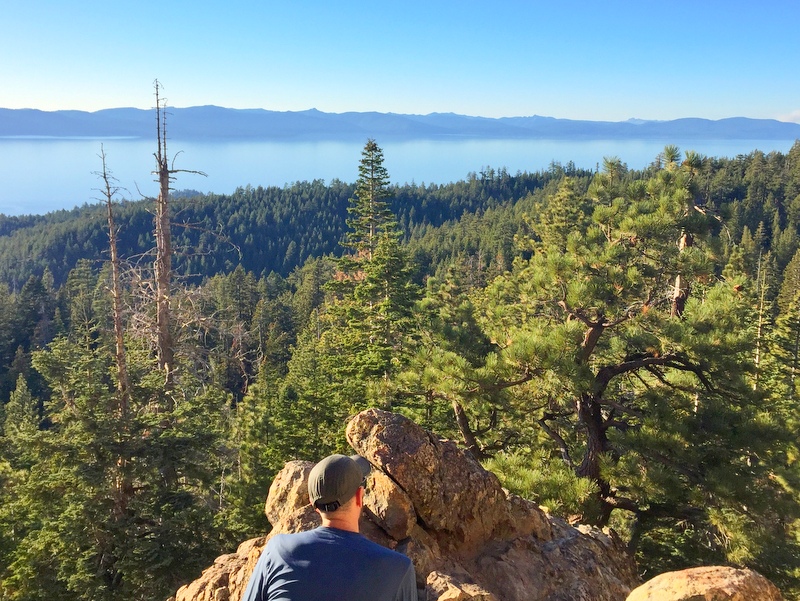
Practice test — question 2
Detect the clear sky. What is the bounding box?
[3,0,799,122]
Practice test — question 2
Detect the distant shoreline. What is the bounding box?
[2,107,799,141]
[1,137,796,218]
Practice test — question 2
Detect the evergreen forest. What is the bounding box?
[2,125,800,600]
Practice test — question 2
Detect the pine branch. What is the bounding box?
[538,412,575,468]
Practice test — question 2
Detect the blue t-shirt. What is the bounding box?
[242,527,418,601]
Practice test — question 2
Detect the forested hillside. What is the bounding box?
[0,166,566,290]
[2,138,800,600]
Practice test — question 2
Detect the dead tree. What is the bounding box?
[97,145,131,416]
[151,80,205,386]
[94,147,139,529]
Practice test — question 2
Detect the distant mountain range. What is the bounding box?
[1,106,799,141]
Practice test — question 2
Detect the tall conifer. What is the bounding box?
[342,138,396,263]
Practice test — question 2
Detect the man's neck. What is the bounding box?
[320,514,360,533]
[317,488,364,533]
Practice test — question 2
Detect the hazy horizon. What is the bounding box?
[3,1,798,123]
[3,105,800,125]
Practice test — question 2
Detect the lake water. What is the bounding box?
[0,137,796,216]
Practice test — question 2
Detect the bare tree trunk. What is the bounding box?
[149,81,206,389]
[153,81,175,386]
[96,147,135,546]
[98,146,131,417]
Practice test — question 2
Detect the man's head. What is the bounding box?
[308,454,371,513]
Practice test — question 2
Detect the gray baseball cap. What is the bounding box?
[308,454,371,512]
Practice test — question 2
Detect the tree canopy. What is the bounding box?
[2,139,800,598]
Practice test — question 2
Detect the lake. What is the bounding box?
[0,137,796,216]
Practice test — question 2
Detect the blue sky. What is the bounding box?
[3,0,799,122]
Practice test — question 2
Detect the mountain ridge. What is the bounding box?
[1,107,799,141]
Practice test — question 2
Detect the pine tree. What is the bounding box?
[770,248,800,400]
[350,231,418,385]
[341,139,396,263]
[280,309,354,456]
[217,364,283,543]
[532,177,591,252]
[395,149,800,585]
[0,338,226,601]
[271,141,419,469]
[394,268,499,451]
[1,375,39,468]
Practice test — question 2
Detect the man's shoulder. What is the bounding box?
[345,532,414,574]
[268,527,343,545]
[266,528,322,551]
[257,528,417,601]
[356,534,409,560]
[268,528,410,565]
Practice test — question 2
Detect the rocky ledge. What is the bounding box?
[169,409,786,601]
[172,409,638,600]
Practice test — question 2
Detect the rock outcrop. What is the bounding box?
[172,408,640,601]
[625,566,785,601]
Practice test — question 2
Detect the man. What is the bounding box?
[242,453,418,601]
